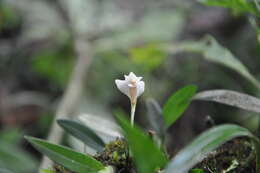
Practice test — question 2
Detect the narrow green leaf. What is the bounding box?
[115,114,168,173]
[25,136,104,173]
[165,124,260,173]
[193,89,260,113]
[57,119,105,152]
[163,85,197,128]
[200,36,260,89]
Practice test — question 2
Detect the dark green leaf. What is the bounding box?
[163,85,197,128]
[165,124,260,173]
[57,119,105,152]
[115,114,168,173]
[25,136,104,173]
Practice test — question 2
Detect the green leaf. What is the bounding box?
[163,85,197,128]
[197,0,260,16]
[165,124,260,173]
[115,114,168,173]
[193,89,260,113]
[25,136,104,173]
[57,119,105,152]
[167,36,260,89]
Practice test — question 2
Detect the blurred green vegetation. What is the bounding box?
[31,44,74,87]
[0,4,20,32]
[2,0,260,172]
[129,43,167,72]
[0,128,38,173]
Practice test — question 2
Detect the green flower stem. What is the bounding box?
[130,102,136,126]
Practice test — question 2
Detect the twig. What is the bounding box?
[38,37,93,172]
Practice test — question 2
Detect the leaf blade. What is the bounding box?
[115,114,168,173]
[25,136,104,173]
[57,119,105,152]
[193,89,260,113]
[163,85,197,128]
[165,124,260,173]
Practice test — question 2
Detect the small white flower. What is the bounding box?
[115,72,145,104]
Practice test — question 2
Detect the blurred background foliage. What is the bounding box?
[1,0,260,172]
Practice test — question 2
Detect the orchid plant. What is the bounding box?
[25,72,260,173]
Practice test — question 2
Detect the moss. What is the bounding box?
[94,138,133,173]
[193,137,256,173]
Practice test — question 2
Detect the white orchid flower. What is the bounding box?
[115,72,145,125]
[115,72,145,104]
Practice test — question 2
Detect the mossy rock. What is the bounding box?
[192,137,255,173]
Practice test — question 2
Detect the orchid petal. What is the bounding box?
[115,79,130,98]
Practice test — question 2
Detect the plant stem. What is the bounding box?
[130,102,136,126]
